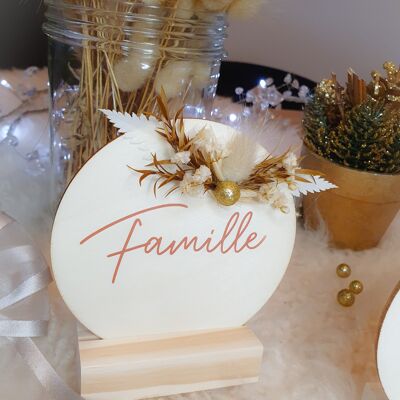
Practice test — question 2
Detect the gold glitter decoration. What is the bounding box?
[303,62,400,174]
[337,289,355,307]
[336,263,351,278]
[214,181,241,206]
[349,280,364,295]
[316,79,338,106]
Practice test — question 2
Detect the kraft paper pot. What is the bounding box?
[301,147,400,250]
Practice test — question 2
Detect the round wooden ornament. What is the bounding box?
[51,118,296,339]
[377,283,400,399]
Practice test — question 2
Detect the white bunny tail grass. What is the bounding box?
[221,133,260,182]
[114,55,154,92]
[228,0,267,18]
[175,0,195,19]
[199,0,232,12]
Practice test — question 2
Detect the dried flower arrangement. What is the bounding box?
[45,0,267,184]
[103,93,336,212]
[303,62,400,174]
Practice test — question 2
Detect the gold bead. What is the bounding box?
[336,263,351,278]
[337,289,355,307]
[349,280,364,295]
[214,181,241,206]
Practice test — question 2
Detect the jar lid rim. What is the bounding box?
[44,0,227,20]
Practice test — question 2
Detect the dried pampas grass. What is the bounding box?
[221,134,260,182]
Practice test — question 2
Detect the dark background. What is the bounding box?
[0,0,47,69]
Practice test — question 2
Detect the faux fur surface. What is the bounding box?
[0,69,396,398]
[2,136,396,398]
[158,218,399,399]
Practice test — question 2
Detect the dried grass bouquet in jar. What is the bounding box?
[43,0,267,197]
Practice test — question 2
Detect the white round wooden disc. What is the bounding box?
[377,284,400,399]
[51,119,296,339]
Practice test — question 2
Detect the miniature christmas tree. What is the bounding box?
[303,62,400,174]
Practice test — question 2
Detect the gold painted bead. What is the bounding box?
[349,280,364,295]
[337,289,355,307]
[214,181,241,206]
[336,263,351,278]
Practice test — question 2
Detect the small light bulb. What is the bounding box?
[259,79,267,89]
[229,113,237,122]
[0,79,11,89]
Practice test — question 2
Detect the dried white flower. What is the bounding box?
[271,191,289,212]
[171,151,191,165]
[257,183,290,213]
[258,182,278,203]
[193,125,227,160]
[193,165,212,183]
[179,169,208,195]
[282,152,298,173]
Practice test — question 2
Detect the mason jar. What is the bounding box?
[43,0,227,200]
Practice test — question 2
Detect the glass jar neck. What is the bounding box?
[43,0,228,60]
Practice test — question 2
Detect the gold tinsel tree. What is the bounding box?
[303,63,400,174]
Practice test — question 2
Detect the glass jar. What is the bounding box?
[43,0,227,199]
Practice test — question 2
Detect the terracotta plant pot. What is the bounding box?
[301,146,400,250]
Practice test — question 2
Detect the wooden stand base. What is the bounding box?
[79,326,263,400]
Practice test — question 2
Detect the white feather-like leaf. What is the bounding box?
[100,109,169,162]
[100,109,157,135]
[292,175,337,197]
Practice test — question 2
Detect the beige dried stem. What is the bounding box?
[64,0,196,183]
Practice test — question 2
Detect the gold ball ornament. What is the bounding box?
[337,289,355,307]
[349,280,364,295]
[214,181,241,206]
[336,263,351,278]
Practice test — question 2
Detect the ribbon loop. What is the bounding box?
[11,337,85,400]
[0,212,85,399]
[0,212,12,230]
[0,269,52,312]
[0,319,48,337]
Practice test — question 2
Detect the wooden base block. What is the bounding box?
[79,326,263,400]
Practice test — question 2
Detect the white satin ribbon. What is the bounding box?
[11,337,84,400]
[0,212,85,400]
[0,212,12,230]
[0,267,52,337]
